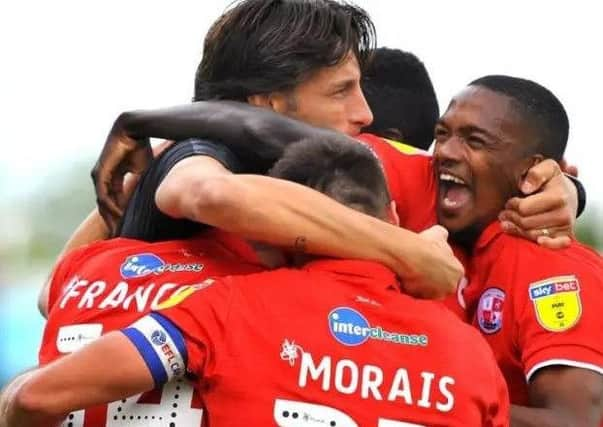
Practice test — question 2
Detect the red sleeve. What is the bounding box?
[155,278,234,379]
[514,246,603,381]
[46,245,93,312]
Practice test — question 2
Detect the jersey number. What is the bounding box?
[58,336,202,427]
[62,379,202,427]
[273,399,425,427]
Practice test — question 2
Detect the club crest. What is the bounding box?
[477,288,505,334]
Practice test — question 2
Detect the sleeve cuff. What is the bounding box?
[565,173,586,218]
[524,344,603,382]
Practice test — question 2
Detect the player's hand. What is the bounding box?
[91,116,153,236]
[499,159,576,249]
[403,225,464,300]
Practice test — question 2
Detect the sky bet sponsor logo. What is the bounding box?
[328,307,428,347]
[120,253,203,279]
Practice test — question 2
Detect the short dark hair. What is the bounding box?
[470,75,569,161]
[269,137,391,218]
[362,47,439,150]
[194,0,376,102]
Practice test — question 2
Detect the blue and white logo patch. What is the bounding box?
[151,329,167,346]
[328,306,428,347]
[329,307,371,346]
[120,254,165,279]
[120,253,204,279]
[122,313,188,387]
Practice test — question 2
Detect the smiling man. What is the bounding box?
[432,75,603,426]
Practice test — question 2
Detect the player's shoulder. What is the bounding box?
[357,133,431,162]
[490,233,603,303]
[59,238,129,262]
[223,267,306,285]
[496,232,602,273]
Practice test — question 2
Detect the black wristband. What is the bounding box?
[565,174,586,218]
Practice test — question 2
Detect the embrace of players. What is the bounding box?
[1,0,602,426]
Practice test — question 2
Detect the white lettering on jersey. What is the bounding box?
[98,282,129,309]
[361,364,383,400]
[59,277,88,309]
[123,284,156,311]
[387,368,412,404]
[417,372,434,408]
[436,377,455,412]
[299,352,331,391]
[291,345,456,413]
[335,359,359,394]
[78,281,106,309]
[56,279,187,313]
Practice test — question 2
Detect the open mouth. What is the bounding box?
[438,172,472,213]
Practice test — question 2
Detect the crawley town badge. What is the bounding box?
[529,275,582,332]
[477,288,505,334]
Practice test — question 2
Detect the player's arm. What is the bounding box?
[101,107,462,296]
[158,164,463,297]
[498,159,582,249]
[510,255,603,426]
[510,367,603,427]
[140,101,586,249]
[0,332,154,427]
[91,101,350,230]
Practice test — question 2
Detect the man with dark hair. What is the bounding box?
[431,75,602,426]
[435,75,570,246]
[467,75,569,161]
[269,136,392,217]
[362,47,439,151]
[71,0,466,298]
[194,0,374,105]
[0,138,510,427]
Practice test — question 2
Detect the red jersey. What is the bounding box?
[357,133,437,232]
[127,259,509,426]
[40,229,264,427]
[462,222,603,405]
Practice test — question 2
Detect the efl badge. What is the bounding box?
[529,275,581,332]
[477,288,505,334]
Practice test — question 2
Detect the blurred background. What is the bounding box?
[0,0,601,387]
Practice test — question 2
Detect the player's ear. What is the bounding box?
[248,92,291,114]
[386,200,400,226]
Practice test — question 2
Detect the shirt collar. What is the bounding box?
[200,229,263,265]
[474,221,504,251]
[301,258,400,292]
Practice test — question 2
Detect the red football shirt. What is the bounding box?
[357,133,437,232]
[464,222,603,405]
[39,229,264,427]
[150,259,509,426]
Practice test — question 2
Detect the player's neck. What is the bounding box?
[248,241,287,268]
